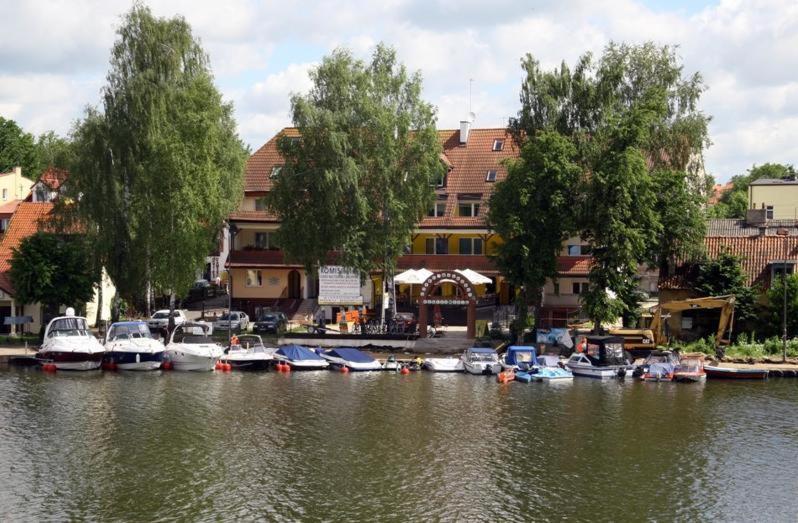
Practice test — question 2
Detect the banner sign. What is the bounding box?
[4,316,33,325]
[318,266,363,305]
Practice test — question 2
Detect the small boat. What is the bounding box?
[565,336,630,379]
[163,322,224,371]
[103,321,164,370]
[704,365,769,380]
[37,309,105,371]
[673,354,706,382]
[320,348,383,371]
[225,334,275,370]
[532,355,574,381]
[423,357,464,372]
[497,369,515,383]
[635,350,679,381]
[515,371,534,383]
[461,347,502,375]
[275,344,329,370]
[501,346,539,371]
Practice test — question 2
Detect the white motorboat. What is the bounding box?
[319,348,383,371]
[461,347,502,375]
[423,357,464,372]
[103,321,164,370]
[565,335,630,379]
[163,322,223,371]
[274,344,329,370]
[37,309,105,370]
[225,334,275,370]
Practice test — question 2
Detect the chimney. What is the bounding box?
[13,166,21,177]
[459,120,470,144]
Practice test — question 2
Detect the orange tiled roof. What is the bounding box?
[708,182,733,205]
[36,167,69,191]
[556,256,592,276]
[0,201,56,293]
[238,127,519,229]
[0,200,21,217]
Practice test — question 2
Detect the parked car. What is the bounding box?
[213,311,249,333]
[253,312,288,334]
[147,309,187,331]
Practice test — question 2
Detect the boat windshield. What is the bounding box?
[238,337,264,349]
[468,352,497,362]
[679,359,702,371]
[173,324,212,344]
[108,323,152,341]
[513,352,534,363]
[48,317,89,337]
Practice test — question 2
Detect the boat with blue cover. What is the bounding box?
[103,321,164,371]
[501,346,539,371]
[320,348,383,371]
[275,344,329,370]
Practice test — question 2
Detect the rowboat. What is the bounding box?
[704,365,768,380]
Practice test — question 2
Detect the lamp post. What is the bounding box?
[227,222,239,349]
[776,228,789,362]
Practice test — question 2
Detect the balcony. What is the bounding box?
[397,254,496,273]
[227,249,301,268]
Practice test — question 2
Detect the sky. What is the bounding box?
[1,0,797,182]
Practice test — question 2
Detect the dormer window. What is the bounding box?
[270,166,282,179]
[771,261,795,281]
[432,170,446,187]
[486,170,497,182]
[492,139,504,152]
[458,201,480,217]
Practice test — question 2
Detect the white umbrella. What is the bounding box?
[394,268,433,306]
[455,269,492,285]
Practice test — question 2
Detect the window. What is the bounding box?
[427,203,446,217]
[572,282,589,295]
[458,238,483,255]
[1,189,6,201]
[567,244,592,256]
[270,165,282,179]
[492,139,505,151]
[425,237,449,254]
[554,282,560,296]
[458,202,480,217]
[0,218,7,233]
[772,263,795,281]
[255,198,267,211]
[486,170,497,182]
[766,205,774,220]
[254,232,279,250]
[432,170,446,187]
[246,270,263,287]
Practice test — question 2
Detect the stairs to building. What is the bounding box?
[291,299,317,323]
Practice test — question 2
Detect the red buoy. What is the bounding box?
[283,363,291,372]
[223,363,232,372]
[42,363,56,372]
[161,360,173,371]
[215,361,224,370]
[340,366,350,373]
[400,367,410,375]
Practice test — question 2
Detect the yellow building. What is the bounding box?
[0,167,34,203]
[748,178,798,220]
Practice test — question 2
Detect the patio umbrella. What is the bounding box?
[455,268,492,285]
[394,268,433,304]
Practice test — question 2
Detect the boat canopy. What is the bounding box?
[108,321,152,341]
[277,344,324,361]
[505,346,538,366]
[327,348,375,363]
[467,347,496,354]
[585,336,627,366]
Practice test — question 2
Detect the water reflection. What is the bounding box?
[0,369,796,521]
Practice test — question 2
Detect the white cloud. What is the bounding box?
[1,0,797,180]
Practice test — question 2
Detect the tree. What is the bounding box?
[35,131,74,170]
[0,116,39,178]
[488,130,581,330]
[268,45,443,321]
[510,42,710,330]
[709,163,796,219]
[9,232,98,313]
[690,251,757,327]
[763,274,798,338]
[65,4,246,325]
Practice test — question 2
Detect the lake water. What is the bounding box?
[0,368,796,521]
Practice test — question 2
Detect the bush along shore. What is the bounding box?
[672,333,798,363]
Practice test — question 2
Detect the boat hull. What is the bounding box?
[164,350,219,371]
[37,351,103,371]
[105,351,164,371]
[227,358,272,370]
[423,359,464,372]
[463,362,501,375]
[566,364,625,379]
[674,372,706,382]
[705,365,768,380]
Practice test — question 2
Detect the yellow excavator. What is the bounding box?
[649,295,736,347]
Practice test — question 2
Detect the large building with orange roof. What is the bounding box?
[227,123,602,328]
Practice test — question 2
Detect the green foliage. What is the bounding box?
[510,42,710,329]
[9,232,98,308]
[35,131,74,170]
[487,130,581,308]
[675,335,798,359]
[690,251,757,325]
[65,4,246,302]
[709,163,796,219]
[268,45,443,276]
[763,273,798,337]
[0,116,39,178]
